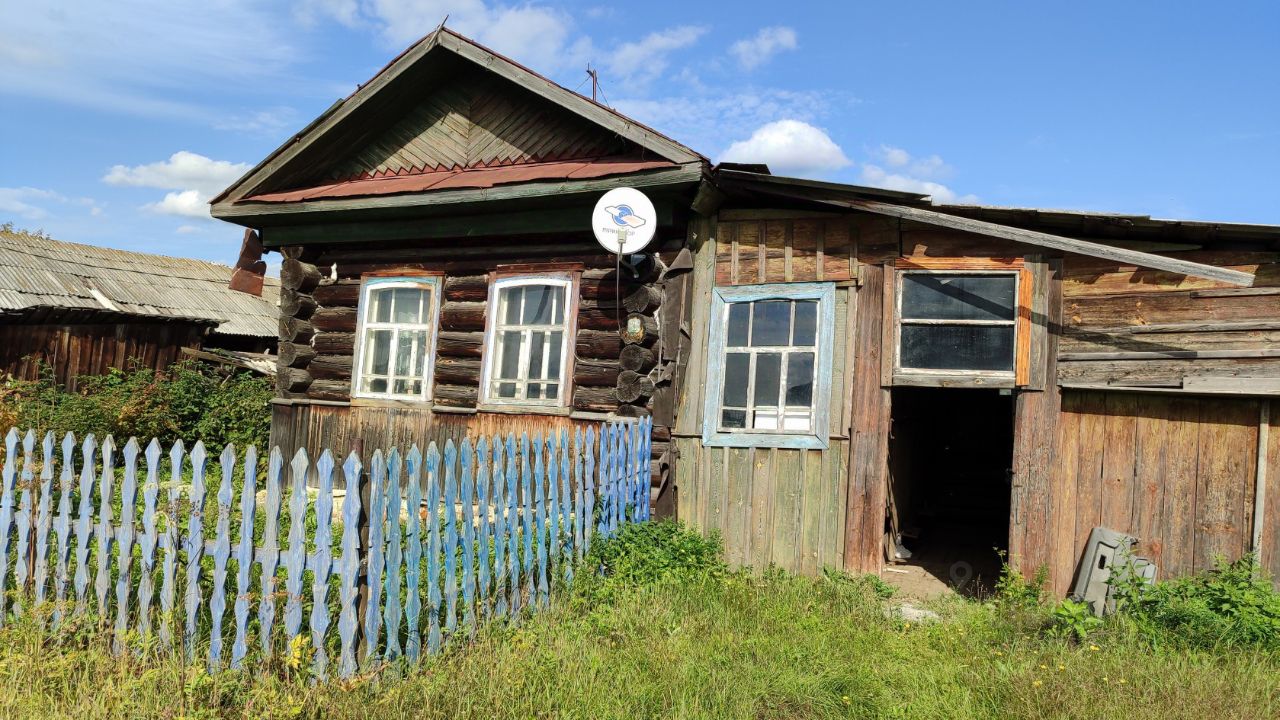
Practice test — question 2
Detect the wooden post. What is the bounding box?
[352,437,369,664]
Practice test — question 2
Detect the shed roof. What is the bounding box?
[0,228,279,337]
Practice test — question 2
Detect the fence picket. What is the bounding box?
[337,452,363,678]
[402,446,423,662]
[283,449,308,644]
[258,448,284,656]
[0,429,19,623]
[72,435,95,617]
[491,437,507,619]
[231,446,258,669]
[583,427,595,557]
[137,440,161,638]
[310,450,335,678]
[460,438,475,633]
[13,430,34,616]
[425,443,442,654]
[545,433,559,591]
[442,440,458,635]
[158,441,183,649]
[534,435,548,609]
[52,433,75,627]
[559,429,571,583]
[363,449,386,661]
[614,424,625,536]
[519,433,533,617]
[183,442,208,657]
[504,434,518,618]
[475,437,491,622]
[209,444,235,666]
[112,438,139,653]
[573,428,584,564]
[383,449,403,659]
[34,433,54,609]
[94,437,116,621]
[595,426,608,540]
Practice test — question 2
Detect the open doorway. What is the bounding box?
[885,387,1014,598]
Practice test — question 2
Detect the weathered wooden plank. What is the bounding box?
[1132,396,1170,571]
[1262,401,1280,583]
[425,443,443,654]
[1051,397,1082,594]
[52,433,76,627]
[476,437,492,620]
[504,434,520,618]
[363,449,387,660]
[382,449,404,658]
[845,264,890,574]
[1193,400,1257,571]
[1100,394,1138,535]
[283,449,309,645]
[534,436,549,608]
[231,446,258,669]
[724,447,752,568]
[183,442,208,658]
[112,439,140,653]
[208,444,235,666]
[71,435,95,618]
[94,437,116,622]
[770,449,802,570]
[519,433,533,615]
[310,450,335,678]
[402,445,424,661]
[546,433,561,588]
[158,440,182,648]
[1073,394,1106,556]
[749,447,774,570]
[442,440,459,634]
[491,437,508,619]
[11,431,34,616]
[258,448,284,656]
[572,429,585,564]
[33,433,53,610]
[460,439,477,631]
[338,452,363,677]
[1160,398,1201,578]
[582,428,595,558]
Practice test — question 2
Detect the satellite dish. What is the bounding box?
[593,187,656,255]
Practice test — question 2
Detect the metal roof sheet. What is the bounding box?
[0,229,279,337]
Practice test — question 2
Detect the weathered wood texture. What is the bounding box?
[1044,390,1274,594]
[714,217,857,285]
[0,321,206,391]
[844,264,889,574]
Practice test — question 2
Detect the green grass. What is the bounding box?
[0,525,1276,719]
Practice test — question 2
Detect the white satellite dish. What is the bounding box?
[593,187,656,255]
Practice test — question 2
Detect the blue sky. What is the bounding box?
[2,1,1278,267]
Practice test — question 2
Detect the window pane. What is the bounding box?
[753,408,779,430]
[528,382,543,400]
[369,378,388,393]
[545,383,559,400]
[527,332,547,380]
[899,325,1015,372]
[546,331,563,380]
[497,330,523,380]
[412,331,429,376]
[394,331,414,376]
[901,274,1016,321]
[497,382,517,398]
[793,301,817,346]
[367,329,391,375]
[522,285,554,324]
[726,303,750,347]
[753,353,782,407]
[751,301,791,346]
[392,287,424,323]
[722,409,746,429]
[723,353,749,407]
[371,288,392,323]
[502,286,523,325]
[552,286,566,324]
[785,352,814,407]
[782,410,810,432]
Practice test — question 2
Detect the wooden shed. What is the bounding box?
[0,227,280,388]
[213,27,1280,594]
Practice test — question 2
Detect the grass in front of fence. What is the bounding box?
[0,523,1276,720]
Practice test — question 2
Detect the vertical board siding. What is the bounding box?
[0,420,646,676]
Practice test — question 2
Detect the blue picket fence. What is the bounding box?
[0,417,652,678]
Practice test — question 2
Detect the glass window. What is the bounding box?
[897,272,1018,375]
[353,277,439,400]
[483,276,575,406]
[703,283,834,449]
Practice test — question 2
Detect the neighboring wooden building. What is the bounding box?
[0,227,280,389]
[213,27,1280,593]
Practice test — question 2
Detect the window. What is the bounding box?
[703,283,835,449]
[352,276,440,401]
[481,275,576,407]
[892,262,1030,384]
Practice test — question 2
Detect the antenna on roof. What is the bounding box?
[435,14,449,32]
[586,64,600,102]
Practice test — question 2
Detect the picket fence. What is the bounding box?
[0,417,652,679]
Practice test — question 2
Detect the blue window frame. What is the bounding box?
[702,282,836,450]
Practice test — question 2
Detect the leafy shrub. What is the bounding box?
[1117,555,1280,651]
[572,520,726,606]
[0,360,273,449]
[993,560,1048,609]
[1048,598,1103,641]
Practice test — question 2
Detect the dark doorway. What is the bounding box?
[885,387,1015,598]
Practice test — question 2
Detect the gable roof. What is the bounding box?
[0,228,280,337]
[212,27,703,213]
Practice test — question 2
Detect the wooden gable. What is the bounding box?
[326,69,631,181]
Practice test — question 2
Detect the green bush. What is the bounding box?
[0,360,273,450]
[571,520,726,606]
[1116,555,1280,651]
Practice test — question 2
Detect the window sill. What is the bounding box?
[701,430,829,450]
[350,396,433,409]
[475,403,573,417]
[890,372,1016,389]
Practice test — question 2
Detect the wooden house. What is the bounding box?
[212,28,1280,594]
[0,227,279,388]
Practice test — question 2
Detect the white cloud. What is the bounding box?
[294,0,362,27]
[607,25,707,86]
[721,120,851,176]
[104,151,250,220]
[0,187,104,222]
[859,149,977,205]
[213,107,301,137]
[729,26,797,70]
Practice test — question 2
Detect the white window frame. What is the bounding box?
[351,275,442,402]
[894,269,1020,381]
[479,273,577,409]
[702,282,835,450]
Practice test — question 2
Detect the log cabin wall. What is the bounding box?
[269,231,678,490]
[0,319,206,391]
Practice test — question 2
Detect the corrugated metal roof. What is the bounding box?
[0,228,279,337]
